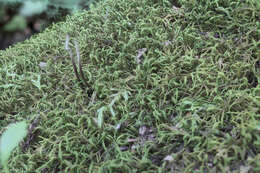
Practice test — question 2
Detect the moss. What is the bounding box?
[0,0,259,172]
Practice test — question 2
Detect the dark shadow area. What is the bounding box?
[0,1,95,50]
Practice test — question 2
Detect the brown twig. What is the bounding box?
[65,34,82,83]
[74,40,88,87]
[22,115,40,152]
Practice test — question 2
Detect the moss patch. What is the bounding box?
[0,0,259,172]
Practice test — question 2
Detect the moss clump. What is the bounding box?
[0,0,259,172]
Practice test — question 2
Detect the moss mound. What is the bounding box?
[0,0,259,172]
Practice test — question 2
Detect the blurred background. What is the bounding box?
[0,0,100,50]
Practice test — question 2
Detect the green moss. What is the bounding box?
[0,0,259,172]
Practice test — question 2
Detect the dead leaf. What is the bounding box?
[172,6,184,16]
[147,134,155,141]
[139,125,147,136]
[39,62,47,69]
[162,40,171,47]
[114,123,121,130]
[127,138,138,143]
[240,166,251,173]
[136,48,147,64]
[218,58,223,68]
[119,146,128,151]
[164,155,174,162]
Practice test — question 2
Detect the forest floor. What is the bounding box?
[0,0,259,172]
[0,0,92,50]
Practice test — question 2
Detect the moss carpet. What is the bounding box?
[0,0,259,172]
